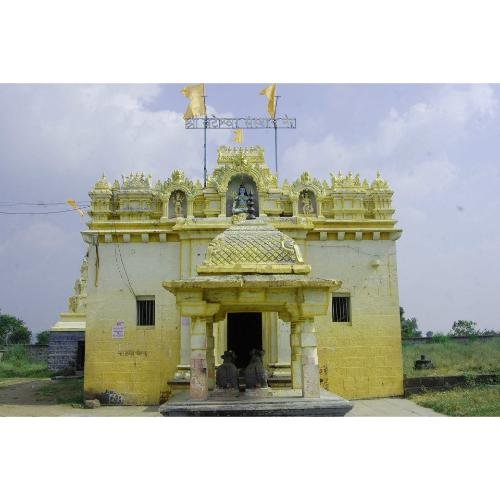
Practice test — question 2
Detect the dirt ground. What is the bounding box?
[0,377,443,416]
[0,378,160,417]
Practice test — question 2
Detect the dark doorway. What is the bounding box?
[76,341,85,371]
[227,313,262,368]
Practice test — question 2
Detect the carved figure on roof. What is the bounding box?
[232,183,249,215]
[174,191,185,217]
[301,191,313,216]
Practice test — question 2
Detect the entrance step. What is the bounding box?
[160,389,353,417]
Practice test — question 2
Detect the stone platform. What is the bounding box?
[159,388,353,417]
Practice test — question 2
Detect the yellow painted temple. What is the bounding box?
[50,145,404,405]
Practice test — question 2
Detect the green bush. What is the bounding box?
[0,344,51,378]
[3,344,28,364]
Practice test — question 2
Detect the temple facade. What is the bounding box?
[51,145,404,405]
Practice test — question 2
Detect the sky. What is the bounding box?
[0,83,499,336]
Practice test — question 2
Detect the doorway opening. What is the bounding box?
[227,312,262,369]
[76,341,85,371]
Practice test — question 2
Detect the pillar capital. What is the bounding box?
[179,301,220,319]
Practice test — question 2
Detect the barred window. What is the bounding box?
[332,296,350,322]
[137,298,155,326]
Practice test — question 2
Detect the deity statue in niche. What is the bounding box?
[301,191,313,216]
[174,191,185,217]
[231,183,249,215]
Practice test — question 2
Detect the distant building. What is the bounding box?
[51,146,404,404]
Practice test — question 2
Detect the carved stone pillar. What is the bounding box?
[299,318,320,398]
[219,193,227,217]
[291,197,299,217]
[189,316,209,400]
[187,198,194,217]
[317,197,324,218]
[206,320,215,390]
[290,321,302,389]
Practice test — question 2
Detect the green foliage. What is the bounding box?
[451,320,479,337]
[0,344,51,378]
[0,361,51,378]
[428,332,450,343]
[400,307,422,338]
[410,385,500,416]
[403,338,500,376]
[36,331,51,345]
[0,313,32,345]
[3,344,28,363]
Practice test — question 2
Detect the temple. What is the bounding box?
[50,145,403,407]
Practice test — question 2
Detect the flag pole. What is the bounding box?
[274,95,280,178]
[203,94,207,188]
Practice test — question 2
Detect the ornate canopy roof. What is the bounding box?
[197,218,311,275]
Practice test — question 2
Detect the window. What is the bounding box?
[332,295,350,322]
[137,298,155,326]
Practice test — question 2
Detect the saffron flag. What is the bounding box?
[67,198,85,216]
[181,83,206,119]
[259,83,277,118]
[233,129,243,144]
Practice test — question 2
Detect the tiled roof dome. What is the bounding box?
[197,219,311,275]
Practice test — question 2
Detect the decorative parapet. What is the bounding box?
[330,171,369,192]
[162,169,201,199]
[120,172,152,190]
[88,173,113,221]
[208,146,278,192]
[85,146,396,224]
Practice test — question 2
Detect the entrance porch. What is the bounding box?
[163,274,343,400]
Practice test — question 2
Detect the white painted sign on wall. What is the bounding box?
[112,320,125,339]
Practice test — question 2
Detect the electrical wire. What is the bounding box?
[0,201,89,206]
[0,206,89,215]
[112,220,137,298]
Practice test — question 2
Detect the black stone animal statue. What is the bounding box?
[414,354,433,370]
[215,350,239,389]
[244,349,268,389]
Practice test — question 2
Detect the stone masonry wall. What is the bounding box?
[48,332,85,371]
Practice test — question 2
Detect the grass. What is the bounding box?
[0,344,52,378]
[35,378,84,405]
[403,337,500,377]
[0,361,52,378]
[410,384,500,416]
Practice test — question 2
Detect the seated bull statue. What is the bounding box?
[244,349,268,389]
[215,350,239,390]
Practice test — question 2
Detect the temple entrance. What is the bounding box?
[76,341,85,371]
[227,312,262,368]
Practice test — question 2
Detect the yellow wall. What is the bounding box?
[83,242,181,404]
[308,239,404,399]
[83,232,403,403]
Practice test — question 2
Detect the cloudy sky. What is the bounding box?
[0,83,499,336]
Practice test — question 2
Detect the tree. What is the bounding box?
[400,307,422,338]
[36,330,51,345]
[0,313,32,345]
[450,320,479,337]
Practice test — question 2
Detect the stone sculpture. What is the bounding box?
[414,354,433,370]
[174,191,185,217]
[244,349,268,389]
[232,183,249,214]
[215,350,239,389]
[301,191,313,215]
